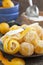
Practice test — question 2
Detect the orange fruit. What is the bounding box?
[11,58,25,65]
[2,0,14,8]
[0,22,10,34]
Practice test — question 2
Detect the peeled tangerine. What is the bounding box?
[35,40,43,54]
[10,33,23,43]
[19,42,34,56]
[29,23,43,40]
[1,31,23,44]
[3,37,20,54]
[12,33,24,43]
[0,23,9,34]
[24,30,40,46]
[2,0,14,8]
[21,23,43,40]
[39,29,43,40]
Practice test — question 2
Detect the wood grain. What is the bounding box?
[14,0,43,14]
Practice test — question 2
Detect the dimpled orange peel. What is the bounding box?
[0,51,25,65]
[0,22,10,34]
[2,0,14,8]
[11,58,25,65]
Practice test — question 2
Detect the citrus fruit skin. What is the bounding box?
[0,22,10,34]
[3,37,20,54]
[11,58,25,65]
[9,25,20,31]
[0,51,25,65]
[2,0,14,8]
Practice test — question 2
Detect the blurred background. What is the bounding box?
[14,0,43,14]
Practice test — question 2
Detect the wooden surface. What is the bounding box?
[16,11,43,28]
[14,0,43,14]
[14,0,43,25]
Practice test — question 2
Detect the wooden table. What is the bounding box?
[14,0,43,14]
[16,11,43,27]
